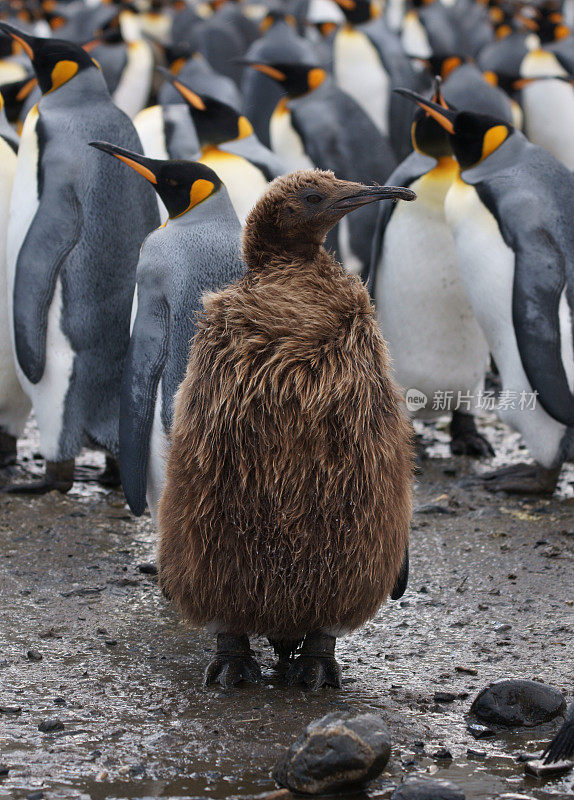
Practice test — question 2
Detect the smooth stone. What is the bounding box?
[38,718,64,733]
[273,711,391,794]
[470,680,566,727]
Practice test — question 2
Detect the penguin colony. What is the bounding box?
[0,0,572,691]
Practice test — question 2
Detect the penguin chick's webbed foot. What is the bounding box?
[478,463,561,495]
[3,459,75,495]
[286,632,342,691]
[0,431,17,468]
[205,634,262,688]
[450,411,494,458]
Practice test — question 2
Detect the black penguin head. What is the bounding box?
[245,60,328,97]
[410,79,453,159]
[396,88,513,169]
[413,53,468,80]
[518,7,570,42]
[157,67,252,146]
[246,170,416,249]
[0,23,96,95]
[89,141,222,219]
[331,0,379,25]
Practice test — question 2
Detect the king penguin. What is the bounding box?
[246,58,397,275]
[2,25,159,494]
[370,82,492,458]
[0,88,31,468]
[399,89,574,494]
[89,143,245,518]
[157,69,285,223]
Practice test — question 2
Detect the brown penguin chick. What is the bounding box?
[158,169,416,690]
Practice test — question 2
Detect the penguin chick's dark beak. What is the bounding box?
[89,141,158,184]
[330,184,416,210]
[394,87,457,134]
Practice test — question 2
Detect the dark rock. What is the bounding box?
[432,748,453,760]
[470,680,566,727]
[137,562,158,575]
[26,792,44,800]
[105,639,118,647]
[466,749,486,758]
[434,693,457,703]
[391,777,465,799]
[38,718,64,733]
[273,711,391,794]
[0,765,9,777]
[27,649,42,662]
[466,722,496,739]
[53,697,66,705]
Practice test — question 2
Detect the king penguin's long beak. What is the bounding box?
[0,22,37,59]
[155,66,206,110]
[394,87,457,134]
[240,60,288,82]
[89,141,159,184]
[331,184,416,210]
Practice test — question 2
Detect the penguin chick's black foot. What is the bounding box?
[286,632,342,691]
[97,456,122,488]
[0,431,17,468]
[205,633,262,688]
[479,462,561,495]
[450,411,494,458]
[3,459,75,495]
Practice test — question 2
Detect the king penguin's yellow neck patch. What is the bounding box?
[48,60,79,93]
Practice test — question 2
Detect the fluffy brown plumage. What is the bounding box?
[158,169,414,640]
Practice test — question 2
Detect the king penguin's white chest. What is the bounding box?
[269,98,315,172]
[199,147,269,224]
[520,51,574,169]
[333,27,389,135]
[376,158,489,412]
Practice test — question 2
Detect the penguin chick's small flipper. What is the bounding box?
[478,462,561,495]
[450,411,495,458]
[119,279,169,516]
[390,547,409,600]
[204,634,262,689]
[3,459,74,495]
[13,183,82,384]
[543,702,574,764]
[285,632,342,691]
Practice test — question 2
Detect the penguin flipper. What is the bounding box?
[390,547,409,600]
[513,228,574,427]
[119,280,170,516]
[13,185,82,384]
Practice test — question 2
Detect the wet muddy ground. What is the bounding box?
[1,416,573,800]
